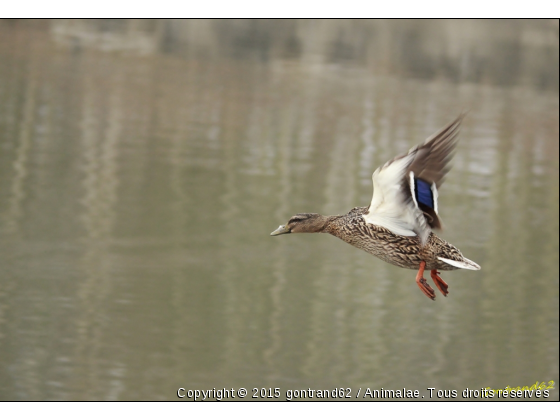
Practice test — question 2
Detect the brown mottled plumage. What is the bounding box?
[271,115,480,300]
[289,207,465,271]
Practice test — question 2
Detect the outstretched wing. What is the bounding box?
[362,114,464,244]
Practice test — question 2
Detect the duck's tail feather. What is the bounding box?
[437,256,481,270]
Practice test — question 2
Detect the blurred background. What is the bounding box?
[0,19,557,401]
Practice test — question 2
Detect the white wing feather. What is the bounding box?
[362,115,463,244]
[362,153,428,240]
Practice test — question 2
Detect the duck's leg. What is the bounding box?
[430,270,449,297]
[416,261,436,300]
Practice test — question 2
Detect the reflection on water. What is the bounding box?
[0,19,558,401]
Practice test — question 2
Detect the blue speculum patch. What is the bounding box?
[415,178,434,209]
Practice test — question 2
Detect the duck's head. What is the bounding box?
[270,213,329,236]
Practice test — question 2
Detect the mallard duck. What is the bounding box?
[270,114,480,300]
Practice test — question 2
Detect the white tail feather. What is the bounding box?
[437,256,481,270]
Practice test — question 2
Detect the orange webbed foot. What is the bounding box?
[416,261,436,300]
[430,270,449,297]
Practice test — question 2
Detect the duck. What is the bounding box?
[270,114,480,300]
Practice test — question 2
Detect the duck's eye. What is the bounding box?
[289,215,308,224]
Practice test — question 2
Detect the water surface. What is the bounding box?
[0,19,558,401]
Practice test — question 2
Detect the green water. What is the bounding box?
[0,19,557,401]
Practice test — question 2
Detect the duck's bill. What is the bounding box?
[270,225,290,236]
